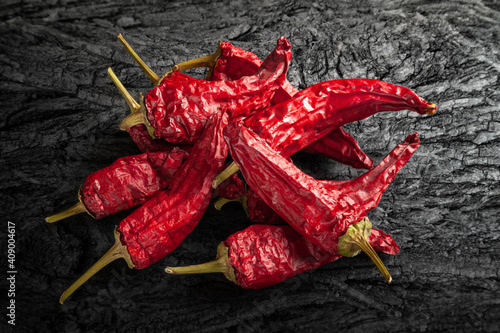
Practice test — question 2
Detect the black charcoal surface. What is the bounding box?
[1,1,499,332]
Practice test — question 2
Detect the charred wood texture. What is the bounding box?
[1,0,499,332]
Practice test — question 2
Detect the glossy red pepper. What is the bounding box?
[118,37,292,145]
[165,221,399,289]
[224,121,421,282]
[45,149,188,223]
[213,78,435,187]
[59,112,228,303]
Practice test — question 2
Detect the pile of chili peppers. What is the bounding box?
[47,34,436,303]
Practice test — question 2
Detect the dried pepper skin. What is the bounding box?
[246,187,285,225]
[217,173,246,200]
[211,41,298,106]
[118,113,228,269]
[302,128,374,169]
[144,37,292,145]
[81,149,188,219]
[225,122,420,254]
[225,224,399,289]
[127,124,193,153]
[210,41,372,169]
[243,78,435,159]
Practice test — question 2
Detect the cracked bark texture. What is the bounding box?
[1,0,499,332]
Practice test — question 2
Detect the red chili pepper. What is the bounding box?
[216,172,246,200]
[179,39,373,169]
[118,35,373,170]
[210,41,298,106]
[126,123,193,153]
[213,79,435,187]
[45,149,188,223]
[116,35,373,171]
[58,112,228,303]
[117,37,292,145]
[165,220,399,289]
[302,128,374,169]
[214,183,284,225]
[224,121,421,282]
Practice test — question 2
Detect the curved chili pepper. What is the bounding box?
[173,39,372,169]
[165,221,399,289]
[213,79,435,187]
[302,128,374,169]
[59,112,228,303]
[118,37,292,145]
[45,149,188,223]
[118,34,373,171]
[116,35,373,169]
[224,121,421,282]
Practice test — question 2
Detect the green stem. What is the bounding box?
[119,110,145,131]
[45,187,93,223]
[165,242,236,284]
[45,202,87,223]
[59,228,135,304]
[337,218,392,283]
[212,162,240,189]
[107,67,141,113]
[214,195,249,218]
[117,33,161,86]
[159,41,223,82]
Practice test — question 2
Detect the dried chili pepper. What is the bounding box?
[213,79,435,188]
[302,128,373,169]
[117,37,292,145]
[59,112,228,303]
[215,185,284,225]
[45,149,188,223]
[117,35,372,170]
[216,172,246,200]
[165,38,372,169]
[165,220,399,289]
[223,121,421,282]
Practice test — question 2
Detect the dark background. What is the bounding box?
[1,0,499,332]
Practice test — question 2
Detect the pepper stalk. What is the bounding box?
[59,228,135,304]
[337,218,392,283]
[117,33,222,84]
[107,67,155,137]
[214,194,249,217]
[45,187,93,223]
[165,242,237,284]
[212,162,239,189]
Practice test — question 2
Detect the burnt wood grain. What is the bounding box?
[1,1,499,332]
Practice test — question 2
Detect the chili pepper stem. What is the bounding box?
[119,110,145,131]
[46,187,93,223]
[214,195,249,217]
[117,33,161,85]
[165,242,237,284]
[338,218,392,283]
[108,67,141,113]
[59,228,135,304]
[45,201,87,223]
[212,162,240,189]
[159,41,223,82]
